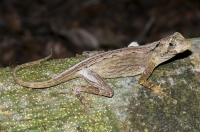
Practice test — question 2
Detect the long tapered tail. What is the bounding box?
[13,50,74,88]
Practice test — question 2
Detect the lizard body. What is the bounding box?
[13,32,191,107]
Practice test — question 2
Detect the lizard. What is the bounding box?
[13,32,191,110]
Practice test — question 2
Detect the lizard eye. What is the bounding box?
[169,43,175,46]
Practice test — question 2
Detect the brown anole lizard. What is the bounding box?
[13,32,191,109]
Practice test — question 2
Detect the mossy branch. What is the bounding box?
[0,38,200,131]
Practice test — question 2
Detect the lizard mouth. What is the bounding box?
[160,52,175,60]
[185,41,192,50]
[170,41,191,55]
[179,41,192,52]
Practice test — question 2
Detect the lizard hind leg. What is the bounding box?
[72,69,114,120]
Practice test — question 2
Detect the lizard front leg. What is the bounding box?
[139,62,177,104]
[73,69,114,111]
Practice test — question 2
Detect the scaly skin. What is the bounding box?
[13,32,191,109]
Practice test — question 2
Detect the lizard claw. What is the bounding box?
[152,85,177,105]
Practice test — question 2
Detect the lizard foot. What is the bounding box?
[151,85,177,105]
[72,86,96,122]
[60,90,96,122]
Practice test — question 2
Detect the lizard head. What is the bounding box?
[154,32,191,63]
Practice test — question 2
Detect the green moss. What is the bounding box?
[0,40,200,131]
[0,55,122,131]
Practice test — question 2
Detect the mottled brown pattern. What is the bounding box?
[88,52,151,78]
[13,32,191,113]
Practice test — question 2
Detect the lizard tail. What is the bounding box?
[13,50,74,88]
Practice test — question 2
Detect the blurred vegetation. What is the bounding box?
[0,0,199,67]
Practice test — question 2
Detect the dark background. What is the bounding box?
[0,0,199,67]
